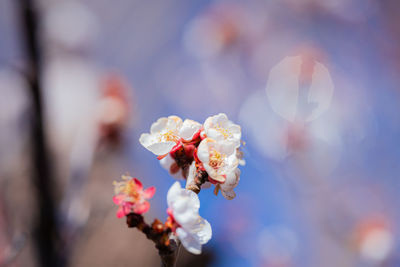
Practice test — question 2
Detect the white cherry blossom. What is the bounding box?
[203,113,241,148]
[139,116,182,155]
[197,138,238,183]
[167,182,212,254]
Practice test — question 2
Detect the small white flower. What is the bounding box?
[167,182,212,254]
[179,119,202,141]
[203,113,241,148]
[220,168,240,200]
[197,138,238,183]
[139,116,182,155]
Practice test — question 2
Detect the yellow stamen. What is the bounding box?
[158,130,179,142]
[209,148,226,169]
[215,124,231,139]
[113,179,140,202]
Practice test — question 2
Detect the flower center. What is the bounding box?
[209,148,225,169]
[159,130,179,142]
[122,180,140,201]
[215,124,231,139]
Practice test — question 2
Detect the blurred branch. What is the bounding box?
[17,0,62,266]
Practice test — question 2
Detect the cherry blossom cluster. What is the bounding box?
[112,113,244,258]
[140,113,244,199]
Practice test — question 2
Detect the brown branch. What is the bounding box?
[186,169,208,194]
[126,214,178,267]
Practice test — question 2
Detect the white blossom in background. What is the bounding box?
[44,0,99,51]
[139,116,182,155]
[239,55,343,168]
[167,182,212,254]
[203,113,241,148]
[43,58,101,149]
[197,138,238,183]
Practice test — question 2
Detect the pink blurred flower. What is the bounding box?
[112,175,156,218]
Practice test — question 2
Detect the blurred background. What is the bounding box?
[1,0,400,266]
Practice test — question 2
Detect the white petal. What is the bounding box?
[203,115,213,130]
[139,132,176,155]
[204,113,228,129]
[160,153,174,170]
[173,193,200,226]
[218,141,237,156]
[159,154,184,180]
[188,217,212,245]
[221,189,236,200]
[150,117,169,134]
[228,124,242,144]
[139,133,154,147]
[197,138,211,163]
[220,169,240,200]
[174,208,198,226]
[146,141,176,155]
[205,128,224,141]
[179,119,202,140]
[167,181,201,226]
[224,153,239,170]
[203,163,218,180]
[176,227,202,255]
[167,181,183,207]
[166,115,183,130]
[220,169,240,192]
